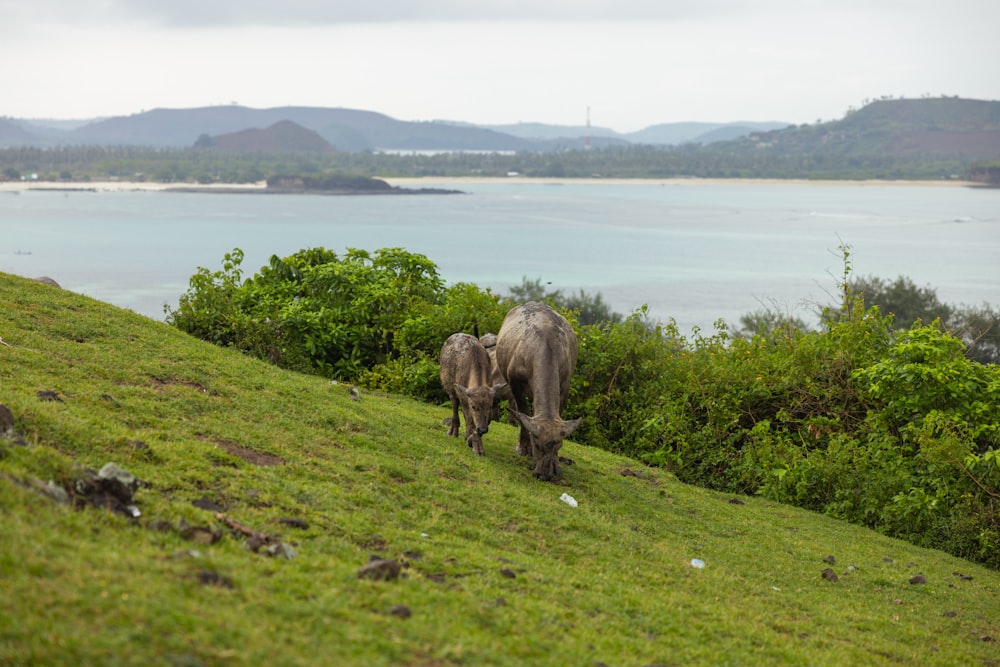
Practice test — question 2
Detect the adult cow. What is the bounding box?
[495,302,582,481]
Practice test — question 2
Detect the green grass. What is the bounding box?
[1,272,998,666]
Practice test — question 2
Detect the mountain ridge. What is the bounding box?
[2,104,790,152]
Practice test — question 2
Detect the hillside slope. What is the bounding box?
[742,97,1000,161]
[1,274,998,666]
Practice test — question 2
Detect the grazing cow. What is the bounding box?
[439,333,507,456]
[495,302,582,481]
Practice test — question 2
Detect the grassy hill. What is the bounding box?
[1,273,998,666]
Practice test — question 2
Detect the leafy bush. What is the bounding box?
[168,246,446,379]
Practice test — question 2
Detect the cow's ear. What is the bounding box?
[492,382,508,394]
[561,417,583,439]
[510,409,538,435]
[455,383,470,396]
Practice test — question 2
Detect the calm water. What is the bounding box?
[2,181,998,334]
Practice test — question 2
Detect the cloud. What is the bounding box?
[2,0,819,29]
[1,0,997,129]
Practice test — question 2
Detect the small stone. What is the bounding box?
[821,568,839,582]
[197,570,234,588]
[909,574,927,585]
[390,604,412,618]
[500,568,517,579]
[265,542,297,559]
[942,610,957,617]
[37,390,63,402]
[358,558,401,581]
[0,403,15,437]
[822,555,836,564]
[178,519,222,544]
[147,519,174,532]
[192,496,224,512]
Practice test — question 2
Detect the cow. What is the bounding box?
[439,333,507,456]
[495,302,582,481]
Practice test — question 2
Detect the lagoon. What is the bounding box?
[2,180,998,334]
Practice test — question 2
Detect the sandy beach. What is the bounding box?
[0,180,269,193]
[0,177,977,192]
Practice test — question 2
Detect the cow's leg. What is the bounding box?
[509,381,532,456]
[460,402,475,443]
[466,432,485,456]
[447,395,460,437]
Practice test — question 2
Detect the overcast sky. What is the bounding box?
[2,1,998,132]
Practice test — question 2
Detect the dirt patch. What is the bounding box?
[149,375,213,394]
[198,436,285,466]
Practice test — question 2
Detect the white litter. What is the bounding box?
[690,558,706,569]
[559,493,578,507]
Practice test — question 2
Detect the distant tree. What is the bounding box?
[737,308,810,339]
[507,276,622,326]
[846,275,953,328]
[821,272,998,364]
[951,303,1000,365]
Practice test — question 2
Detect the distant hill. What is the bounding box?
[2,105,786,152]
[625,121,791,145]
[477,120,790,146]
[195,120,335,153]
[2,98,998,176]
[477,121,623,140]
[736,97,1000,163]
[0,118,39,146]
[14,105,532,153]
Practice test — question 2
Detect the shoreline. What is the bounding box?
[385,176,979,188]
[0,177,979,192]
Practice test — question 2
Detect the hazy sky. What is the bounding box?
[2,0,998,132]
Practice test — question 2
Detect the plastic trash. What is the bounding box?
[690,558,706,569]
[559,493,578,507]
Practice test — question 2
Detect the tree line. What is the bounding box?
[0,142,986,183]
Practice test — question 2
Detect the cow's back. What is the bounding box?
[440,333,492,391]
[496,302,577,413]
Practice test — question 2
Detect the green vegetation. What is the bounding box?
[3,274,1000,666]
[165,246,1000,573]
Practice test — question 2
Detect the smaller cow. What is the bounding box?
[439,333,507,456]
